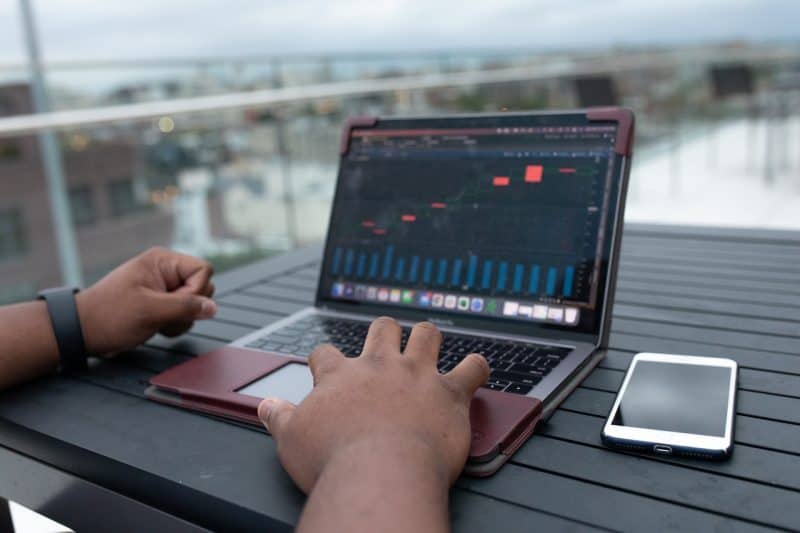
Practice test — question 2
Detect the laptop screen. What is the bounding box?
[316,113,626,339]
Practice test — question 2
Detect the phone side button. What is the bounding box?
[653,445,673,455]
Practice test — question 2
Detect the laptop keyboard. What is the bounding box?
[244,316,573,396]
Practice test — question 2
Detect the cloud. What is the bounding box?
[0,0,797,63]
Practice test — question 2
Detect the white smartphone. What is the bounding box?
[602,353,737,460]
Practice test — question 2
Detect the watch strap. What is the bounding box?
[38,287,88,372]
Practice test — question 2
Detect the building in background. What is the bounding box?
[0,83,174,303]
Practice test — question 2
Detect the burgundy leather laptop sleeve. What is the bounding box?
[147,347,542,477]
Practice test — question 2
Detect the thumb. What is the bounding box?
[150,292,217,324]
[258,397,296,438]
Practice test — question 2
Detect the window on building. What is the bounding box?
[0,208,27,261]
[0,95,14,117]
[69,185,96,226]
[108,178,145,217]
[0,140,21,162]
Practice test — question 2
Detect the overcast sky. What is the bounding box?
[0,0,798,62]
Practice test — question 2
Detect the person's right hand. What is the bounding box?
[257,317,489,494]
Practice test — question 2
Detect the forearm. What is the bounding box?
[0,301,59,391]
[298,436,451,533]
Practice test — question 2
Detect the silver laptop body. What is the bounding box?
[233,109,634,417]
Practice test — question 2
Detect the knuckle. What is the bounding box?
[309,343,338,361]
[181,295,200,313]
[441,373,464,399]
[366,344,387,359]
[145,246,168,259]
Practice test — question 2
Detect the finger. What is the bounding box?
[444,353,490,399]
[403,322,442,367]
[308,344,345,384]
[176,256,214,294]
[158,321,193,338]
[149,292,217,325]
[258,397,296,438]
[174,277,215,297]
[361,316,402,359]
[149,248,214,293]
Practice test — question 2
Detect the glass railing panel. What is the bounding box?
[0,132,62,304]
[1,49,799,293]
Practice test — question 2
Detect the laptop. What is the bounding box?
[231,108,634,420]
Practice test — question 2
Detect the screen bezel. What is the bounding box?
[603,353,737,450]
[315,111,630,346]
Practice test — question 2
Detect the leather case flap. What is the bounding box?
[148,347,542,474]
[469,388,542,463]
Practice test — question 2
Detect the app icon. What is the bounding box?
[503,301,520,316]
[444,295,457,309]
[547,307,564,322]
[518,305,533,318]
[377,288,389,302]
[457,296,470,310]
[564,307,579,325]
[390,289,402,303]
[532,305,548,320]
[486,299,498,313]
[344,284,355,297]
[366,286,378,300]
[355,285,367,299]
[402,290,414,304]
[419,292,432,306]
[432,293,444,307]
[470,298,484,312]
[331,283,344,297]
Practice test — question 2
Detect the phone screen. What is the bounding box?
[612,360,732,437]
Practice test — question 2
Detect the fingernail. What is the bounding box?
[200,299,217,319]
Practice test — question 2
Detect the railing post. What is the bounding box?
[275,110,299,248]
[271,58,283,89]
[18,0,84,287]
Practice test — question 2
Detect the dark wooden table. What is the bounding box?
[1,223,799,532]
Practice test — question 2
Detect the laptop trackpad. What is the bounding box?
[236,363,314,405]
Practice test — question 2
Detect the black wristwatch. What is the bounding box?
[38,287,89,372]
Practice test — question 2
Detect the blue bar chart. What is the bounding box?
[329,245,578,300]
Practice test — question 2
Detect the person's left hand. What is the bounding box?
[75,247,217,356]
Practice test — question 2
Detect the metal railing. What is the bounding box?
[1,44,798,297]
[0,43,795,73]
[1,46,797,137]
[0,48,537,71]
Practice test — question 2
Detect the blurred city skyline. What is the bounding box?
[0,0,798,63]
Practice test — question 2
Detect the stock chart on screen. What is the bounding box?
[320,118,620,328]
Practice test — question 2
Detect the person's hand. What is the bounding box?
[257,317,489,494]
[75,247,217,356]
